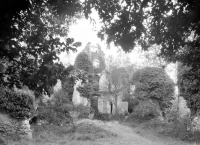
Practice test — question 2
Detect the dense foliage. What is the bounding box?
[84,0,200,62]
[0,87,34,120]
[0,0,82,96]
[36,89,72,125]
[74,52,93,73]
[74,52,100,101]
[4,1,199,62]
[132,67,175,111]
[1,0,200,120]
[133,99,161,118]
[76,72,99,99]
[177,63,200,116]
[61,65,75,102]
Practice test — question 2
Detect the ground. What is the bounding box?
[12,119,200,145]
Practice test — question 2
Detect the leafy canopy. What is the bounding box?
[84,0,200,62]
[0,0,82,96]
[1,0,199,97]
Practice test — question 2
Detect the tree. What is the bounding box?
[100,66,129,114]
[74,52,97,102]
[84,0,200,62]
[0,0,82,96]
[74,52,93,73]
[142,45,168,68]
[177,63,200,116]
[111,67,130,114]
[131,67,175,113]
[86,0,200,116]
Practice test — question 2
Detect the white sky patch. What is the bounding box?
[58,15,142,66]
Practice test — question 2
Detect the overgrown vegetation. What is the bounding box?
[35,89,94,126]
[0,87,34,120]
[83,42,106,74]
[74,52,93,73]
[61,65,75,102]
[0,0,82,97]
[177,63,200,117]
[1,0,200,144]
[36,89,73,126]
[131,67,175,117]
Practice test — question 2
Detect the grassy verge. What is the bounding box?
[125,114,200,144]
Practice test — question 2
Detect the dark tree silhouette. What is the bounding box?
[0,0,82,96]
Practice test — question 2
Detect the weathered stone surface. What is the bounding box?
[72,80,89,106]
[53,79,62,93]
[99,70,109,92]
[98,98,104,113]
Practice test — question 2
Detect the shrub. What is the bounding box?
[110,114,125,121]
[158,115,200,142]
[0,87,34,120]
[36,89,73,125]
[133,100,161,118]
[73,104,94,119]
[131,67,175,111]
[36,102,73,126]
[94,113,110,121]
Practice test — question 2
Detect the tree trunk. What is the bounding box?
[115,95,118,114]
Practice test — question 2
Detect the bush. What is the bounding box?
[158,115,200,142]
[131,67,175,111]
[110,114,125,121]
[0,87,34,120]
[73,104,94,119]
[133,100,161,118]
[36,101,73,126]
[36,90,73,126]
[94,113,110,121]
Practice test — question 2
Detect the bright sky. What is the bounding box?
[59,17,143,66]
[58,10,136,66]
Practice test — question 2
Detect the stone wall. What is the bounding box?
[72,80,89,106]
